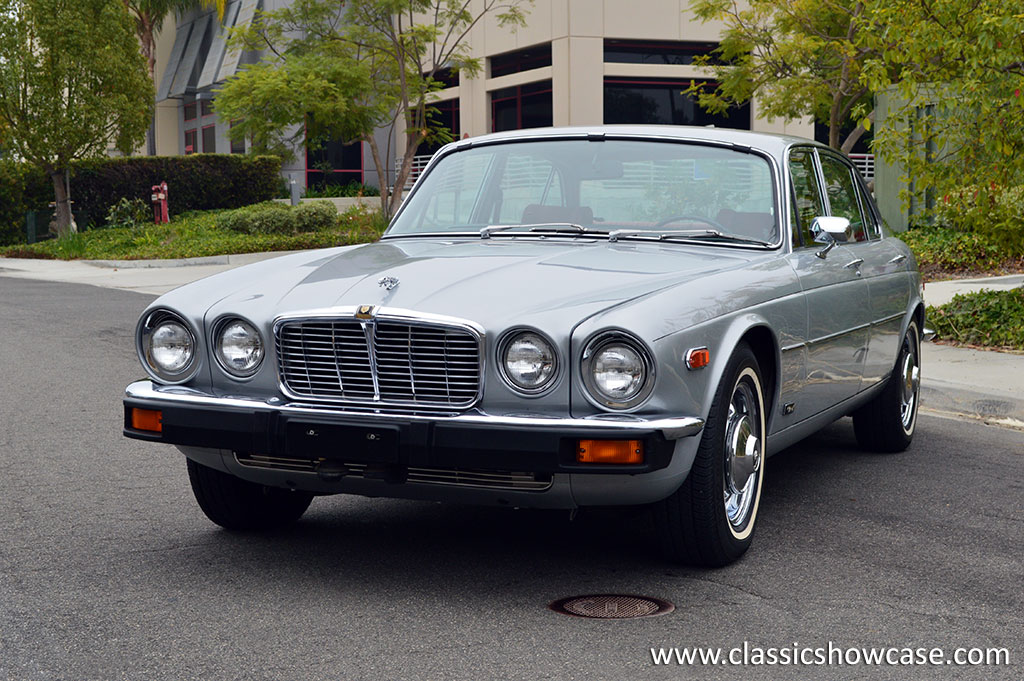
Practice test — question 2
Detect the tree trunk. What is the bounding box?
[365,135,390,216]
[840,110,875,155]
[50,171,74,237]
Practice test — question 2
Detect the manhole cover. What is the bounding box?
[549,594,674,619]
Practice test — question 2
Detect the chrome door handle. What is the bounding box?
[844,258,864,269]
[888,254,907,264]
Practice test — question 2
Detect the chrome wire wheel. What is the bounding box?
[723,368,764,536]
[899,324,921,433]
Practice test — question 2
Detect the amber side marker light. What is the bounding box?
[578,439,643,464]
[131,408,163,433]
[685,347,710,370]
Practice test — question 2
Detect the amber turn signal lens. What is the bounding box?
[685,347,710,370]
[577,439,643,464]
[131,408,163,433]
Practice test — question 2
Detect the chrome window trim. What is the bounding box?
[386,132,787,251]
[272,306,485,411]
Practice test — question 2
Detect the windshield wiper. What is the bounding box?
[480,223,596,239]
[608,228,771,247]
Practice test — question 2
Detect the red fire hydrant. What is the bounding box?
[151,181,169,224]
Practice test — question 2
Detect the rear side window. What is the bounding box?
[788,148,824,248]
[819,154,868,243]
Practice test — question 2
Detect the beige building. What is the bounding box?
[151,0,816,191]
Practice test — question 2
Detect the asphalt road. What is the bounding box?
[1,277,1021,681]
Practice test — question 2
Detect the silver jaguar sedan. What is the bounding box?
[123,126,924,566]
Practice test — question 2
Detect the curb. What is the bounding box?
[80,250,302,269]
[920,379,1024,430]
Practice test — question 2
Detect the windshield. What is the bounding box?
[387,138,778,244]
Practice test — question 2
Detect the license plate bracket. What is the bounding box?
[284,420,401,464]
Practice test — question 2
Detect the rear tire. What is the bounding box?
[852,320,920,453]
[654,343,766,567]
[187,459,313,531]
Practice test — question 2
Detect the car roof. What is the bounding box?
[446,125,825,158]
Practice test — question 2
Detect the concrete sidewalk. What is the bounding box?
[2,252,1022,428]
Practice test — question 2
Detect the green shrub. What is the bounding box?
[934,184,1024,255]
[293,201,338,232]
[927,289,1024,350]
[105,197,151,229]
[900,225,1005,275]
[0,160,51,246]
[216,201,295,235]
[304,182,381,198]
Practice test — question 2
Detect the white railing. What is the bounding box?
[849,153,875,182]
[395,154,434,191]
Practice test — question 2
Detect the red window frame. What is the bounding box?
[184,128,197,155]
[490,81,553,132]
[201,124,216,153]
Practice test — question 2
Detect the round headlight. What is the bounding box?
[582,334,654,409]
[215,319,264,377]
[501,331,557,393]
[593,344,645,400]
[139,311,197,383]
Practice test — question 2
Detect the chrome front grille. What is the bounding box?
[276,316,482,408]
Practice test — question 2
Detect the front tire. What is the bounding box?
[852,320,921,453]
[187,459,313,531]
[655,343,766,567]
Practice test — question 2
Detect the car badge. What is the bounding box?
[378,275,400,291]
[356,305,375,319]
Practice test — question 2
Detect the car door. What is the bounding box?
[785,147,872,418]
[817,152,911,388]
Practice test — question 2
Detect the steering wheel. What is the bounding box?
[654,215,726,231]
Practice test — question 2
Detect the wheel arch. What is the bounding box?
[698,315,780,428]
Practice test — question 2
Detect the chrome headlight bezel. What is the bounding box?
[212,316,265,379]
[497,328,559,396]
[580,331,656,410]
[136,309,199,385]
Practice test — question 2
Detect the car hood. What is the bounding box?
[204,237,764,331]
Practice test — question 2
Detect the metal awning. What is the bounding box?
[156,0,256,101]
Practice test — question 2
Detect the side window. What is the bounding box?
[788,148,825,248]
[854,179,881,240]
[819,154,868,243]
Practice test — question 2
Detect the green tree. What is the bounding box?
[0,0,154,235]
[858,0,1024,208]
[215,0,530,215]
[686,0,876,152]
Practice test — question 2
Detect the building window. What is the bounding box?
[184,98,197,122]
[489,43,552,78]
[603,78,750,130]
[200,99,214,117]
[428,67,460,89]
[229,121,245,154]
[202,125,216,153]
[491,81,553,132]
[184,128,197,155]
[418,98,460,157]
[306,139,363,187]
[604,39,723,66]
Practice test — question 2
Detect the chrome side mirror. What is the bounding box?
[810,216,852,259]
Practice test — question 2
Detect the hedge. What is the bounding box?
[69,154,281,226]
[0,160,51,246]
[0,154,281,244]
